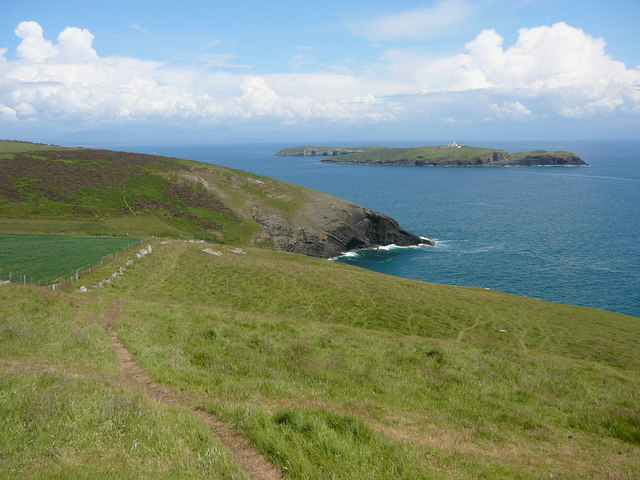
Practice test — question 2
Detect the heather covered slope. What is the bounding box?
[2,240,637,479]
[0,141,425,257]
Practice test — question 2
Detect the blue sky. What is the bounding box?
[1,0,639,144]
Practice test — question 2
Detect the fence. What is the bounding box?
[0,239,143,291]
[47,239,144,291]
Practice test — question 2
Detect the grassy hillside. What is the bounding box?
[2,240,637,479]
[0,141,333,246]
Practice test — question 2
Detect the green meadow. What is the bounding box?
[0,233,139,284]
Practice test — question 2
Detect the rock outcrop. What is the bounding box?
[507,152,584,166]
[252,199,432,258]
[300,148,364,157]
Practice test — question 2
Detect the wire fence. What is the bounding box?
[0,239,143,291]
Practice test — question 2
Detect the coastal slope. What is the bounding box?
[276,145,586,166]
[0,141,428,258]
[2,240,638,479]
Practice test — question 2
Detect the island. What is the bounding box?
[276,143,587,167]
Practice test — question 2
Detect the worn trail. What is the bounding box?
[105,301,285,480]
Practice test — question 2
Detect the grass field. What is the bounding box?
[0,287,248,479]
[0,234,140,284]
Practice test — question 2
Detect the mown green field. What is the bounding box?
[2,240,634,479]
[0,234,139,284]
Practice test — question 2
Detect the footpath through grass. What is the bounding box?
[2,240,638,479]
[80,240,639,480]
[0,233,140,284]
[0,287,248,479]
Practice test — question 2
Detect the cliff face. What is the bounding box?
[508,152,585,166]
[252,197,431,258]
[300,148,365,157]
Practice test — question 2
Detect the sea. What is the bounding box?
[103,139,640,318]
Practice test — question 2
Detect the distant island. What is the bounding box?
[276,143,587,167]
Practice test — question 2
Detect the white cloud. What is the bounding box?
[350,0,475,41]
[464,22,627,90]
[15,21,57,62]
[190,53,252,68]
[0,104,17,121]
[0,22,388,126]
[381,22,640,118]
[56,27,98,61]
[14,21,97,63]
[128,24,151,35]
[489,101,532,119]
[1,20,639,132]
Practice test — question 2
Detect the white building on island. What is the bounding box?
[440,141,461,149]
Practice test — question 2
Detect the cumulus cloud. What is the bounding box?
[350,0,475,41]
[56,27,97,61]
[15,21,57,62]
[0,20,638,131]
[382,22,640,118]
[0,21,387,126]
[14,21,97,62]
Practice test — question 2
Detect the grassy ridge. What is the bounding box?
[0,233,139,284]
[0,140,77,153]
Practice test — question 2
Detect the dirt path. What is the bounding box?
[105,301,285,480]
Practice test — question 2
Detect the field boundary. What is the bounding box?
[46,239,144,291]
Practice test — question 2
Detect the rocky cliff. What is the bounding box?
[251,193,432,258]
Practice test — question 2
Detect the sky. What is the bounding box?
[1,0,639,144]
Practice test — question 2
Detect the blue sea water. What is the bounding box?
[103,140,640,318]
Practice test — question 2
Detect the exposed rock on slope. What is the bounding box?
[252,198,430,258]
